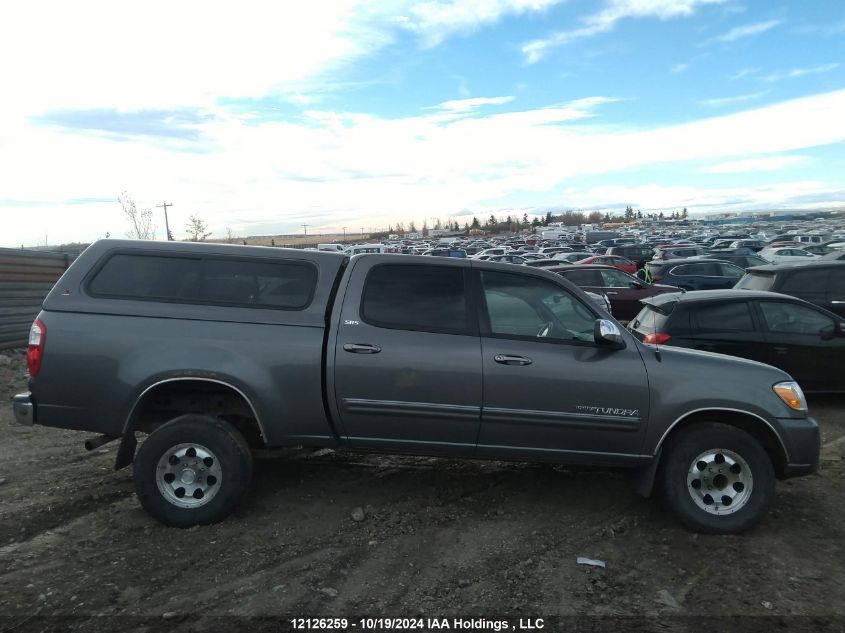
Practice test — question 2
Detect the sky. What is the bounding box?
[1,0,844,246]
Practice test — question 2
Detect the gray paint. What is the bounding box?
[16,241,819,477]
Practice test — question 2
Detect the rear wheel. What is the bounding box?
[133,414,253,527]
[660,423,774,534]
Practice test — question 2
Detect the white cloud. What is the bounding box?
[3,90,845,245]
[728,67,758,80]
[398,0,566,46]
[522,0,726,63]
[762,63,840,82]
[428,96,516,112]
[0,0,561,117]
[700,91,767,106]
[713,18,783,42]
[700,155,808,173]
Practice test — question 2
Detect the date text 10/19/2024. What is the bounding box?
[290,618,545,631]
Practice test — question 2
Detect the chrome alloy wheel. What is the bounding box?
[686,448,753,515]
[155,443,222,508]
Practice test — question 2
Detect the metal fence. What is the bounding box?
[0,248,76,349]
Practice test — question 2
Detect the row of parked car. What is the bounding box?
[360,233,845,392]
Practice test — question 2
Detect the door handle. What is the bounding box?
[773,347,788,355]
[343,343,382,354]
[494,354,532,366]
[605,291,618,295]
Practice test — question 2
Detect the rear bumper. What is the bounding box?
[12,392,34,426]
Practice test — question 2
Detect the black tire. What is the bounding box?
[660,423,774,534]
[133,414,253,527]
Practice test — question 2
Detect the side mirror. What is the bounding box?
[594,319,625,348]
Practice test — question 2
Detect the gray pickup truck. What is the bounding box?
[12,240,819,533]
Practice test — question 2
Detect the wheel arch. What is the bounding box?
[658,408,788,475]
[114,377,266,470]
[636,407,789,498]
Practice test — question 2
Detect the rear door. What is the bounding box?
[683,262,726,289]
[333,259,482,453]
[475,269,650,463]
[688,300,766,361]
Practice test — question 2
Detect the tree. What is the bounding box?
[422,221,429,237]
[488,214,498,227]
[409,221,417,233]
[636,210,643,220]
[681,207,688,219]
[587,211,603,224]
[625,205,634,222]
[522,213,529,228]
[471,217,481,230]
[186,213,212,241]
[119,192,156,240]
[544,211,553,226]
[225,227,236,243]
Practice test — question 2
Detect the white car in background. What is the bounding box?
[758,247,819,264]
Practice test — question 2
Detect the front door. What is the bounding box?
[333,259,482,454]
[756,299,844,392]
[475,269,650,464]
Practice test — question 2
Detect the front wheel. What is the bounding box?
[133,415,253,527]
[660,423,774,534]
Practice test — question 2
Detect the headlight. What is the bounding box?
[773,381,807,411]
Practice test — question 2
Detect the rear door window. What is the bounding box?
[692,302,755,331]
[686,262,721,276]
[361,264,470,334]
[718,263,745,279]
[559,269,604,286]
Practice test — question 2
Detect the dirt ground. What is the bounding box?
[1,349,844,633]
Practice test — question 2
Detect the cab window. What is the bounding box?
[480,271,596,343]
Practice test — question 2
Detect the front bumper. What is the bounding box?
[12,392,34,426]
[778,416,820,478]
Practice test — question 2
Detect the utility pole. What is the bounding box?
[361,227,364,239]
[302,224,309,238]
[342,227,346,243]
[157,202,174,240]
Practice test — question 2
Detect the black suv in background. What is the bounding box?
[628,290,845,392]
[644,259,745,290]
[734,262,845,317]
[605,245,655,268]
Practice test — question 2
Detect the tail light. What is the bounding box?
[27,319,46,377]
[643,332,671,344]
